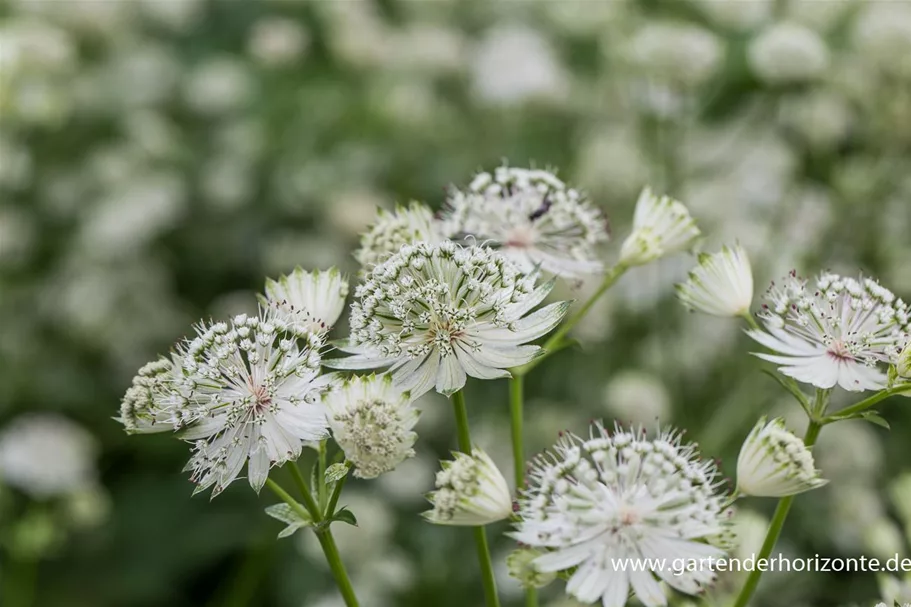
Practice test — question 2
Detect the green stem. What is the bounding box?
[1,555,36,607]
[288,463,321,520]
[266,478,360,607]
[452,390,502,607]
[730,419,823,607]
[822,385,911,423]
[740,311,761,331]
[508,376,540,607]
[325,462,351,517]
[513,263,628,376]
[318,440,328,511]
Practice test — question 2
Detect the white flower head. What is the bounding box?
[748,271,910,392]
[423,448,512,526]
[512,422,732,607]
[736,417,827,498]
[897,339,911,379]
[0,414,98,498]
[175,312,333,497]
[442,166,609,279]
[323,374,419,479]
[326,241,569,397]
[748,22,829,84]
[261,267,348,334]
[119,354,189,434]
[676,244,753,317]
[620,187,701,267]
[354,202,444,271]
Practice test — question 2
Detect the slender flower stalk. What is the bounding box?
[266,476,360,607]
[731,391,828,607]
[450,391,502,607]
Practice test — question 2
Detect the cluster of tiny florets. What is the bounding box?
[354,202,445,271]
[442,166,609,277]
[424,448,512,526]
[350,241,534,360]
[736,418,827,498]
[119,356,187,434]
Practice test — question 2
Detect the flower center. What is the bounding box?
[251,382,272,411]
[506,224,536,249]
[827,339,853,362]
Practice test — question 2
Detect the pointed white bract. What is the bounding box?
[441,166,609,278]
[747,271,910,392]
[262,267,348,334]
[676,244,753,317]
[175,313,332,497]
[354,201,445,271]
[619,187,701,267]
[897,338,911,379]
[325,241,569,397]
[512,422,732,607]
[423,448,512,526]
[323,374,419,479]
[736,417,828,498]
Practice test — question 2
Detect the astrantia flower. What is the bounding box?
[748,272,910,392]
[736,417,827,498]
[0,414,98,498]
[326,241,569,397]
[323,374,418,479]
[619,187,701,267]
[176,313,333,496]
[676,244,753,317]
[261,267,348,334]
[354,202,444,271]
[897,339,911,379]
[423,448,512,526]
[441,166,609,278]
[513,422,732,607]
[507,547,557,589]
[119,354,188,434]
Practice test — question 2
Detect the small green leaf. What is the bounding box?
[264,503,312,539]
[860,411,890,430]
[331,508,358,527]
[325,463,349,484]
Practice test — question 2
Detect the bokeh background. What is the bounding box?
[2,1,911,606]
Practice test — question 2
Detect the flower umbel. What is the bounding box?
[748,272,910,392]
[119,355,188,434]
[326,241,569,397]
[442,166,609,278]
[423,448,512,526]
[619,187,701,267]
[512,422,732,607]
[261,267,348,334]
[676,244,753,317]
[323,374,419,479]
[176,313,332,497]
[354,201,445,271]
[736,417,828,498]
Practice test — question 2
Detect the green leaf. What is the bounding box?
[331,508,358,527]
[264,503,312,539]
[859,411,891,430]
[325,463,349,484]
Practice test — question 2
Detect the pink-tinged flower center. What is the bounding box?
[506,225,535,249]
[827,340,853,362]
[251,382,272,411]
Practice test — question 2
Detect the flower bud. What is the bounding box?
[736,417,828,498]
[423,448,511,526]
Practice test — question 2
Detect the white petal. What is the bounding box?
[436,354,467,396]
[628,569,666,607]
[454,343,511,380]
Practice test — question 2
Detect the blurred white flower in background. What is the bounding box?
[695,0,772,30]
[780,91,853,150]
[0,414,98,498]
[471,24,568,105]
[248,17,309,66]
[138,0,202,32]
[626,22,723,86]
[852,2,911,76]
[816,420,884,482]
[389,24,465,74]
[183,57,254,115]
[602,370,670,425]
[748,22,829,84]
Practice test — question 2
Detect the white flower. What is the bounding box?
[354,202,444,271]
[676,244,753,317]
[897,339,911,379]
[748,272,910,392]
[507,547,557,589]
[261,267,348,334]
[442,166,609,279]
[512,422,731,607]
[736,418,827,498]
[326,241,569,397]
[248,17,309,67]
[173,313,332,497]
[323,374,419,479]
[619,187,701,267]
[748,22,829,84]
[423,448,512,526]
[119,354,188,434]
[0,414,97,498]
[626,22,723,86]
